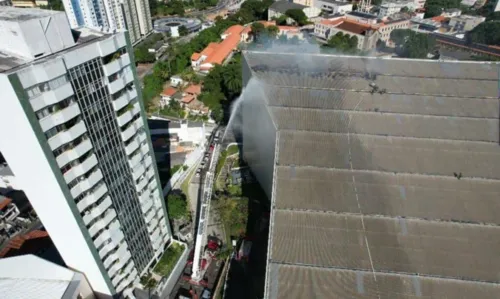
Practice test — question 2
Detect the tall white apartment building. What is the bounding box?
[62,0,152,44]
[0,8,171,298]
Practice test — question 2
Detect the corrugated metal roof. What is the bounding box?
[241,52,500,299]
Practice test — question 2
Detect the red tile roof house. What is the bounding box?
[191,25,250,74]
[160,86,177,108]
[180,84,210,115]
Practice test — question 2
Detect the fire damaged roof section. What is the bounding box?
[242,51,500,299]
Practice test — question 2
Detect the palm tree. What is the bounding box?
[223,66,242,94]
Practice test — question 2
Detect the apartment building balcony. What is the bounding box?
[88,209,116,237]
[48,120,87,151]
[112,261,135,286]
[108,69,135,95]
[132,164,146,181]
[121,117,144,142]
[63,154,98,184]
[55,139,92,168]
[152,226,161,242]
[30,81,74,112]
[116,270,136,293]
[139,189,151,204]
[147,217,159,233]
[99,239,121,261]
[128,150,145,169]
[82,196,112,225]
[141,198,154,215]
[145,209,156,224]
[146,166,155,181]
[107,250,131,278]
[117,102,140,128]
[112,87,137,112]
[76,183,108,212]
[103,53,131,77]
[140,142,149,156]
[70,169,103,198]
[103,242,129,269]
[135,176,148,193]
[125,138,140,156]
[93,220,122,248]
[39,102,81,132]
[148,178,157,192]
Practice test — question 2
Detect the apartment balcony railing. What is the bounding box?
[147,217,159,233]
[99,239,121,261]
[76,183,108,212]
[135,176,148,193]
[108,69,134,95]
[63,154,98,184]
[139,142,149,156]
[112,87,138,112]
[112,261,135,286]
[82,196,112,225]
[70,169,103,198]
[132,164,146,182]
[39,102,81,132]
[88,209,116,237]
[93,220,121,249]
[56,139,92,168]
[30,81,74,112]
[48,120,87,151]
[116,102,140,127]
[107,250,132,278]
[103,53,131,77]
[141,197,154,215]
[121,117,144,142]
[128,150,145,169]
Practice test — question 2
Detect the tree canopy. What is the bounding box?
[285,9,308,26]
[466,21,500,45]
[325,32,358,53]
[167,192,188,220]
[390,29,435,58]
[424,0,461,17]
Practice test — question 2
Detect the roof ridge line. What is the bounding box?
[269,261,500,286]
[277,163,500,182]
[278,129,500,146]
[274,208,500,228]
[275,164,500,183]
[268,105,500,121]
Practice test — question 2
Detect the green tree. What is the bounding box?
[251,22,266,42]
[466,21,500,45]
[326,32,358,53]
[400,6,410,12]
[424,0,461,17]
[285,9,308,25]
[276,15,288,25]
[390,29,413,46]
[153,61,170,80]
[134,47,156,63]
[179,25,189,37]
[167,193,188,219]
[140,273,157,289]
[223,63,243,97]
[267,25,280,38]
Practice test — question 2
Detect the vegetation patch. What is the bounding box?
[167,192,189,220]
[153,243,186,277]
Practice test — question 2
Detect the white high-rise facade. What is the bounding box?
[0,8,170,298]
[62,0,152,44]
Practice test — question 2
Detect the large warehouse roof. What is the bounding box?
[242,51,500,298]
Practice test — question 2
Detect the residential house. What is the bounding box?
[378,0,419,18]
[160,86,177,108]
[171,75,185,87]
[260,21,306,40]
[441,8,462,17]
[314,0,353,14]
[377,18,412,46]
[268,1,321,22]
[0,195,19,223]
[191,25,249,73]
[181,84,210,115]
[315,18,379,50]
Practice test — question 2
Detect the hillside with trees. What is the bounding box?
[466,21,500,45]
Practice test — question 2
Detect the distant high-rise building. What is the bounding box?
[62,0,152,44]
[241,51,500,299]
[0,8,171,298]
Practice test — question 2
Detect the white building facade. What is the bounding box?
[62,0,152,44]
[0,8,171,298]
